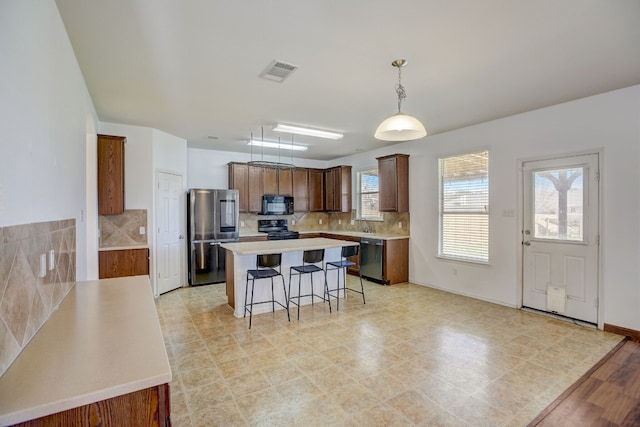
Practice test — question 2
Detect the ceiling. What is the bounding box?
[55,0,640,161]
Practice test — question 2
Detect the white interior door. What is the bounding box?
[522,153,599,324]
[157,172,184,294]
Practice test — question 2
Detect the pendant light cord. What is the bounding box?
[395,65,407,113]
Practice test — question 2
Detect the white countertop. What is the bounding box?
[238,230,409,241]
[0,276,171,425]
[314,231,409,240]
[222,237,359,255]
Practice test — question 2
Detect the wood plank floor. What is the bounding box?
[529,338,640,426]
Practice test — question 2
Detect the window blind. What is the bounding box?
[439,151,489,263]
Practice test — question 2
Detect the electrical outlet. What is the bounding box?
[292,220,296,225]
[398,222,402,229]
[48,250,55,270]
[319,219,323,225]
[241,221,245,227]
[350,220,354,225]
[338,219,341,225]
[139,226,146,235]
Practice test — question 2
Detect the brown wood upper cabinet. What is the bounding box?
[227,163,349,213]
[308,168,324,211]
[228,162,249,212]
[278,168,293,196]
[247,165,264,213]
[293,168,309,212]
[262,167,278,195]
[377,154,409,212]
[97,134,126,215]
[324,166,352,212]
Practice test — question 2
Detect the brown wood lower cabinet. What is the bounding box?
[99,248,149,279]
[383,239,409,285]
[13,384,170,427]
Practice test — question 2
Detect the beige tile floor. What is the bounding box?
[155,278,622,427]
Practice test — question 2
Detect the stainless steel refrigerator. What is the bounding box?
[187,189,239,286]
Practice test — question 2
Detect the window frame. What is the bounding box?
[357,168,383,221]
[438,150,490,264]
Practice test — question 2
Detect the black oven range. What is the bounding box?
[258,219,300,240]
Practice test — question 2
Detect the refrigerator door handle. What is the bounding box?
[210,241,220,245]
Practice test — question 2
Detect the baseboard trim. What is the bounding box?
[603,323,640,340]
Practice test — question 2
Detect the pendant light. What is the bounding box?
[374,59,427,142]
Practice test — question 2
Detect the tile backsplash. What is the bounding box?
[239,210,409,236]
[99,209,147,247]
[0,219,76,377]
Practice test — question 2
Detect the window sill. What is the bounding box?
[436,255,491,267]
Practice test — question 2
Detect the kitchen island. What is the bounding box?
[0,276,171,426]
[221,238,359,318]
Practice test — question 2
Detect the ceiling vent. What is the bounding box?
[260,60,298,82]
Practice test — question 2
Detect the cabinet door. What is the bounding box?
[378,156,398,212]
[228,163,248,212]
[383,239,409,285]
[97,135,125,215]
[324,169,335,211]
[378,154,409,212]
[248,165,263,213]
[99,248,149,279]
[308,169,324,212]
[337,166,352,213]
[263,167,278,195]
[278,168,293,196]
[293,168,309,212]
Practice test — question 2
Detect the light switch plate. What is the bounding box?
[39,254,46,278]
[48,250,55,270]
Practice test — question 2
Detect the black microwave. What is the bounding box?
[262,195,294,215]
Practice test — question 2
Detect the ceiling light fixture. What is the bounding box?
[374,59,427,142]
[273,123,343,140]
[248,139,308,151]
[247,128,298,170]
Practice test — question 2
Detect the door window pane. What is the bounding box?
[533,167,584,241]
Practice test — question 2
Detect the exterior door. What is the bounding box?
[522,153,599,324]
[157,172,184,294]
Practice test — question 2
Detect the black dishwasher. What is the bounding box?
[360,238,386,284]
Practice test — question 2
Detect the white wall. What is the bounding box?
[337,85,640,331]
[187,148,328,189]
[0,0,98,280]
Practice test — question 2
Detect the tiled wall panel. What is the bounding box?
[0,219,76,377]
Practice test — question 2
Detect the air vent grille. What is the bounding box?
[260,60,298,82]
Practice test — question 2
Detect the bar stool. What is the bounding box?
[288,249,331,319]
[244,253,290,329]
[325,245,365,311]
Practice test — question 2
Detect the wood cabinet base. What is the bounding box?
[12,384,170,427]
[99,248,150,279]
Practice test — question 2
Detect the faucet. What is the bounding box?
[361,219,372,233]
